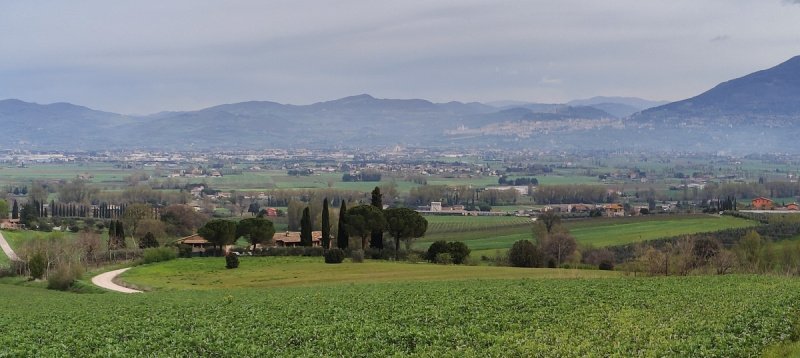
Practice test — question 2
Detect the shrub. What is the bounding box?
[28,251,47,279]
[427,240,472,264]
[447,242,471,264]
[350,249,365,263]
[47,263,83,291]
[508,240,541,268]
[599,260,614,270]
[139,232,160,249]
[406,252,423,263]
[142,247,177,264]
[426,241,450,262]
[177,244,193,258]
[225,252,239,269]
[68,225,80,233]
[302,247,324,257]
[324,248,346,264]
[434,253,453,265]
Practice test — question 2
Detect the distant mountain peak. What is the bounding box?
[634,54,800,124]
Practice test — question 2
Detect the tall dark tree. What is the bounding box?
[321,198,331,249]
[369,187,384,249]
[337,201,349,249]
[385,207,428,259]
[300,207,312,247]
[11,199,19,219]
[346,204,387,250]
[115,220,127,248]
[236,217,275,251]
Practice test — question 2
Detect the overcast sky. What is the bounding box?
[1,1,799,114]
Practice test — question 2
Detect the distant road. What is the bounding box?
[0,231,20,261]
[91,268,143,293]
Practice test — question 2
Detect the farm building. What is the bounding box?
[751,197,774,210]
[272,231,326,247]
[604,204,625,217]
[176,234,229,255]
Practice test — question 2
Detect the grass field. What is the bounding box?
[413,215,758,256]
[1,274,799,356]
[121,256,619,290]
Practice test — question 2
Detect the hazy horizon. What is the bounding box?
[2,0,800,114]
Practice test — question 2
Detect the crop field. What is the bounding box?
[1,275,799,356]
[0,163,150,188]
[565,215,758,246]
[413,215,758,255]
[121,257,619,290]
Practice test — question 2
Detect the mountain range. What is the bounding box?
[2,55,800,153]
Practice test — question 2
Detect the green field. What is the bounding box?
[565,215,758,246]
[414,215,758,256]
[1,274,799,356]
[121,256,619,291]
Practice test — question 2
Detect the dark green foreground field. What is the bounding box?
[2,260,800,356]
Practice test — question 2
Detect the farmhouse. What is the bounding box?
[604,203,625,217]
[751,197,774,210]
[272,231,325,247]
[0,218,21,230]
[176,234,235,255]
[787,203,800,211]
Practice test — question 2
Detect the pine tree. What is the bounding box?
[369,187,384,249]
[337,201,349,249]
[321,198,331,249]
[300,207,312,247]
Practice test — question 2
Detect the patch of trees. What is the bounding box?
[287,168,313,176]
[533,184,612,204]
[621,229,800,276]
[497,176,538,186]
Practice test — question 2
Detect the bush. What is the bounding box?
[350,249,365,263]
[142,247,177,264]
[447,242,471,264]
[177,244,193,258]
[599,260,615,270]
[225,252,239,269]
[427,240,472,264]
[426,241,450,262]
[324,248,346,264]
[302,247,324,257]
[508,240,541,267]
[434,253,453,265]
[406,251,423,263]
[47,263,83,291]
[139,232,160,249]
[28,251,47,279]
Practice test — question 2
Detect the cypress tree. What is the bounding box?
[108,220,117,249]
[337,201,348,249]
[321,198,331,249]
[369,187,384,249]
[116,220,126,248]
[300,207,312,247]
[11,200,18,219]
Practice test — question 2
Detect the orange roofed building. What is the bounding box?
[272,231,325,247]
[751,197,774,210]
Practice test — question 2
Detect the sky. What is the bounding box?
[1,0,799,114]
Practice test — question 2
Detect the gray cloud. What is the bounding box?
[1,0,799,113]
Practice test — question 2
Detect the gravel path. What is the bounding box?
[0,231,20,261]
[91,268,143,293]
